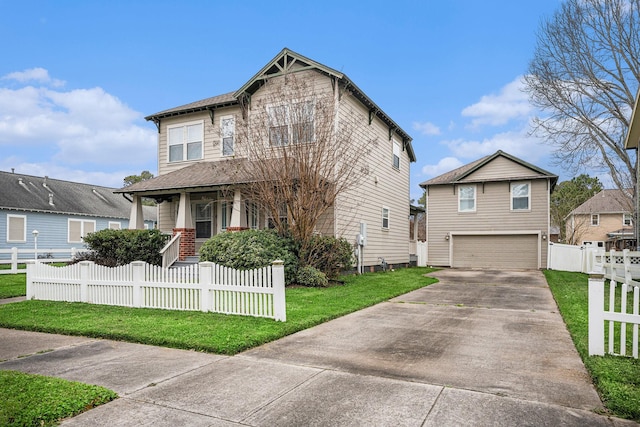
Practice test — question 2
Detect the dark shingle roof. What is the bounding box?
[116,160,254,194]
[419,150,558,188]
[144,92,237,121]
[0,171,156,221]
[569,189,633,215]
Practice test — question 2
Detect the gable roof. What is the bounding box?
[145,47,416,162]
[624,88,640,149]
[568,189,633,216]
[419,150,558,189]
[0,170,156,221]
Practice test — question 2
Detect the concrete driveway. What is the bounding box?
[1,269,636,426]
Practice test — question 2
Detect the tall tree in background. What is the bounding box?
[551,174,603,242]
[524,0,640,195]
[123,170,154,187]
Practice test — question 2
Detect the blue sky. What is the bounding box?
[0,0,566,201]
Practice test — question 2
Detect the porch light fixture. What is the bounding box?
[445,233,450,240]
[542,231,547,240]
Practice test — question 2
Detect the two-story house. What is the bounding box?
[565,189,635,250]
[117,48,416,270]
[419,151,557,269]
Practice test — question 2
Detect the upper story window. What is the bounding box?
[624,213,633,226]
[221,116,235,156]
[458,185,476,212]
[511,182,530,211]
[392,141,400,170]
[6,214,26,243]
[268,101,315,146]
[168,120,203,162]
[591,214,600,226]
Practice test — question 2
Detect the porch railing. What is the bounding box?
[160,232,181,268]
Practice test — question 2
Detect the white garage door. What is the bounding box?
[452,234,539,269]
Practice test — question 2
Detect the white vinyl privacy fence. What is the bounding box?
[27,260,286,321]
[589,249,640,358]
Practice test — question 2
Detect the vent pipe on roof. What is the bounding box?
[48,193,54,206]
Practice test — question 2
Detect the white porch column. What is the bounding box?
[176,192,193,229]
[229,189,242,229]
[129,194,144,229]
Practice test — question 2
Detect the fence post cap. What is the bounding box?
[272,260,284,266]
[78,260,94,266]
[589,273,605,279]
[131,260,146,266]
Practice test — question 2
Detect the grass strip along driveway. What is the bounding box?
[544,270,640,422]
[0,267,437,355]
[0,370,117,427]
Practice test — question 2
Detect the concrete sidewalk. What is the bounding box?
[0,269,638,426]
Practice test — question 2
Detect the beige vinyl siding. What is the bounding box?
[461,156,545,181]
[158,105,242,176]
[452,234,538,269]
[333,93,410,267]
[426,179,550,267]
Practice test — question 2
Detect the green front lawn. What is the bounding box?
[0,267,437,355]
[0,370,117,427]
[0,273,25,299]
[544,270,640,421]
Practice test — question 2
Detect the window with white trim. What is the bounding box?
[392,140,400,170]
[68,219,96,243]
[511,182,530,210]
[168,120,203,162]
[458,185,476,212]
[268,101,314,146]
[382,207,390,230]
[221,116,235,156]
[7,214,26,242]
[221,202,232,231]
[624,213,633,226]
[108,222,121,230]
[194,203,212,238]
[591,214,599,226]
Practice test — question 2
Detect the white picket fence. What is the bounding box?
[589,249,640,358]
[26,260,286,321]
[0,247,78,274]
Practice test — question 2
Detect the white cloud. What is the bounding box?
[412,120,441,136]
[0,73,156,168]
[443,127,552,162]
[461,76,532,128]
[2,67,65,87]
[421,157,464,178]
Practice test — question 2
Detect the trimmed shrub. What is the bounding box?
[296,265,328,287]
[301,235,354,279]
[78,229,166,266]
[199,229,298,285]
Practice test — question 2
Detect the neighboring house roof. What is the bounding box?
[624,88,640,149]
[144,47,416,162]
[0,170,156,222]
[418,150,558,188]
[568,189,633,216]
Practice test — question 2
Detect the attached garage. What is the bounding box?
[451,233,540,269]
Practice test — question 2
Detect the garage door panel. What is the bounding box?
[452,235,538,269]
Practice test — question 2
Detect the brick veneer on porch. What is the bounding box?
[174,228,195,260]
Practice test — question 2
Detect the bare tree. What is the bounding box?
[524,0,640,194]
[565,214,593,246]
[235,73,370,260]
